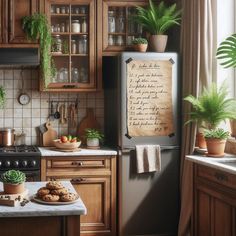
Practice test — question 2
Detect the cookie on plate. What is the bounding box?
[37,187,50,198]
[42,194,60,202]
[51,187,69,196]
[46,181,64,190]
[60,192,78,202]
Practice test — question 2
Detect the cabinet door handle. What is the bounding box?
[214,172,228,182]
[71,161,83,166]
[70,178,86,183]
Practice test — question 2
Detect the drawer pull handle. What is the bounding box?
[214,172,228,181]
[71,178,85,183]
[71,161,83,166]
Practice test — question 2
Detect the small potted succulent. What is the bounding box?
[1,170,26,194]
[85,128,104,149]
[132,38,148,52]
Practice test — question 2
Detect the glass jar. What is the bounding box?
[71,40,77,54]
[74,7,80,14]
[108,35,115,46]
[116,9,125,33]
[128,8,135,34]
[55,24,60,32]
[65,6,70,14]
[80,67,88,83]
[127,35,135,45]
[116,35,124,46]
[58,68,68,82]
[108,10,116,33]
[71,20,80,33]
[60,6,66,14]
[60,23,65,32]
[56,7,60,14]
[51,6,55,13]
[78,36,87,54]
[81,17,87,33]
[71,68,79,83]
[80,7,86,14]
[53,35,62,53]
[66,20,70,32]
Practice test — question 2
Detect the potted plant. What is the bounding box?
[85,128,104,149]
[132,0,181,52]
[1,170,26,194]
[184,82,236,155]
[0,86,6,108]
[22,13,54,88]
[132,38,148,52]
[204,128,230,157]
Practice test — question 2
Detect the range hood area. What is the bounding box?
[0,48,39,66]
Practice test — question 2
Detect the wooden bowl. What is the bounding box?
[53,139,81,150]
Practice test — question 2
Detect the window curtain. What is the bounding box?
[178,0,215,235]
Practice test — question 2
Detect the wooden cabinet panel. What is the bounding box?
[8,0,39,44]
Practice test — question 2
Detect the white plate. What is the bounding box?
[32,194,79,205]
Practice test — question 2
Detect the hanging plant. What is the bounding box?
[22,13,54,87]
[0,86,6,108]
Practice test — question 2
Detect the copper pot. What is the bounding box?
[0,128,15,146]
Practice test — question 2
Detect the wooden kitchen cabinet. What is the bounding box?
[42,0,97,92]
[0,0,41,46]
[193,164,236,236]
[41,155,117,236]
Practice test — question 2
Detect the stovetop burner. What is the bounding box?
[0,145,41,156]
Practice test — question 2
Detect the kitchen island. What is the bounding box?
[0,181,87,236]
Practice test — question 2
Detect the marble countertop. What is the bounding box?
[186,153,236,175]
[0,181,87,218]
[39,147,117,156]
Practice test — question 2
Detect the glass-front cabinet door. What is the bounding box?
[43,0,96,92]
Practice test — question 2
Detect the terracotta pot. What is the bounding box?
[87,138,99,148]
[196,132,207,149]
[205,138,226,157]
[3,182,25,194]
[230,119,236,137]
[134,44,148,52]
[149,35,168,52]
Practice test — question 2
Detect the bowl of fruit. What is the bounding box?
[53,135,81,150]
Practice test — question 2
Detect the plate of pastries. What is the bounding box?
[33,181,79,205]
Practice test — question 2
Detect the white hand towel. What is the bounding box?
[136,145,161,173]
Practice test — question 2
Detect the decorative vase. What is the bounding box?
[87,138,99,148]
[134,44,148,52]
[149,35,168,52]
[205,138,226,157]
[3,182,25,194]
[196,132,207,149]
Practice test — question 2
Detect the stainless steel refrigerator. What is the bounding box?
[103,52,180,236]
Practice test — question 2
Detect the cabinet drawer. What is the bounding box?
[196,165,236,190]
[47,158,109,169]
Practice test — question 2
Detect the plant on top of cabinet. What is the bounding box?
[184,82,236,157]
[216,34,236,68]
[22,13,54,88]
[132,37,148,52]
[85,128,104,148]
[0,86,6,108]
[132,0,181,52]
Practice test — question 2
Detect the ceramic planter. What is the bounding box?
[3,182,25,194]
[134,44,148,52]
[196,132,207,149]
[87,138,99,148]
[149,35,168,52]
[205,138,226,157]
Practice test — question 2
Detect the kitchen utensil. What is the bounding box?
[0,128,15,146]
[64,103,68,124]
[49,102,55,121]
[42,121,57,147]
[54,102,61,119]
[77,108,100,143]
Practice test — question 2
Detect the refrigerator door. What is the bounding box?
[118,146,180,236]
[119,52,180,148]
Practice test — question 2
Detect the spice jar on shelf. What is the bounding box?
[108,10,116,33]
[71,40,77,54]
[108,35,115,46]
[116,9,125,33]
[80,67,88,83]
[71,20,80,33]
[116,35,124,46]
[71,68,79,83]
[60,6,66,14]
[52,35,62,53]
[60,23,65,32]
[81,17,87,33]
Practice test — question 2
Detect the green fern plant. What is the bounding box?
[0,86,6,108]
[132,0,181,35]
[216,34,236,68]
[22,13,54,87]
[184,82,236,130]
[204,128,230,140]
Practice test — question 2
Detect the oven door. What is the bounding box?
[0,170,40,182]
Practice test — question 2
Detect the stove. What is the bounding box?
[0,145,41,181]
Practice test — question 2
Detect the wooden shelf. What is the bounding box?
[108,32,126,35]
[51,53,70,56]
[71,14,87,17]
[71,32,88,35]
[51,13,70,17]
[51,32,70,35]
[71,54,88,56]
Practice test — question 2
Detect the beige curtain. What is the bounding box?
[178,0,215,235]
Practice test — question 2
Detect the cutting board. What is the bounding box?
[43,121,57,147]
[77,108,100,144]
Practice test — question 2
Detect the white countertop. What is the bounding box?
[0,181,87,218]
[39,147,117,156]
[186,153,236,175]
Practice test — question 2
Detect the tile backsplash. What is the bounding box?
[0,69,104,145]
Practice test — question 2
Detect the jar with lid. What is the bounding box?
[108,35,115,46]
[71,20,80,33]
[56,6,60,14]
[78,35,87,54]
[60,23,65,32]
[55,24,60,32]
[80,67,88,83]
[53,35,62,53]
[60,6,66,14]
[116,35,124,46]
[71,68,79,83]
[71,40,77,54]
[108,10,116,33]
[116,9,125,33]
[81,17,87,33]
